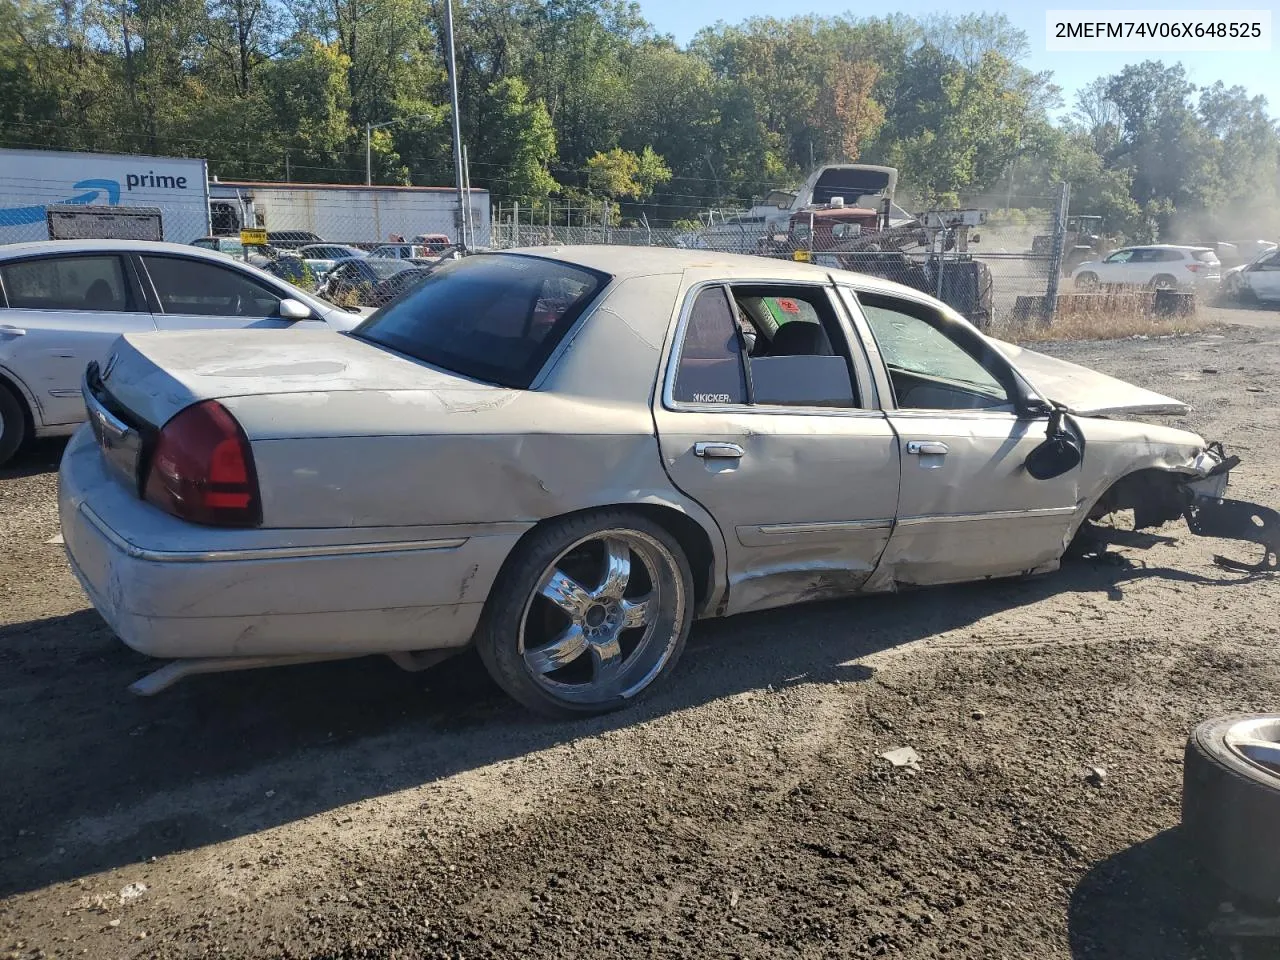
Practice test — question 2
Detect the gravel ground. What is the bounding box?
[2,303,1280,960]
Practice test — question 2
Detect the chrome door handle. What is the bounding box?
[906,440,949,456]
[694,441,744,459]
[0,324,26,337]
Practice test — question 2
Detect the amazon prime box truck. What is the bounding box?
[0,148,210,245]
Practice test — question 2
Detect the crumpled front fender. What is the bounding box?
[1181,443,1279,572]
[1082,442,1279,572]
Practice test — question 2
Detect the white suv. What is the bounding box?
[1072,245,1222,292]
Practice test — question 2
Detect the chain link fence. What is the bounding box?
[491,190,1071,329]
[1,164,1073,326]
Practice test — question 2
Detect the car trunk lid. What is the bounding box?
[990,340,1189,417]
[93,327,504,431]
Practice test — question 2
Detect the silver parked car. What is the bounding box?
[1223,247,1280,303]
[58,248,1278,715]
[0,240,361,464]
[297,243,366,277]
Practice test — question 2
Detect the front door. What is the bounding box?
[653,280,901,615]
[0,253,156,426]
[841,287,1082,585]
[138,254,326,331]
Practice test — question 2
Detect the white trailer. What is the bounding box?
[0,148,210,244]
[208,180,490,246]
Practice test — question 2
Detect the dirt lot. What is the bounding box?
[3,303,1280,960]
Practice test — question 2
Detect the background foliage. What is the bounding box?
[2,1,1277,239]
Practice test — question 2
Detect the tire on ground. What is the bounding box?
[0,381,28,466]
[1183,714,1280,903]
[475,508,694,718]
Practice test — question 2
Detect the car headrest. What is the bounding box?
[83,279,119,311]
[768,320,832,357]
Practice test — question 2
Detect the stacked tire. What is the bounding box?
[1183,714,1280,904]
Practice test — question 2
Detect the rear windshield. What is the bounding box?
[1193,250,1220,264]
[352,254,609,388]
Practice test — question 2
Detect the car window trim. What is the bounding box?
[661,277,882,418]
[135,252,288,317]
[844,287,1040,417]
[0,252,147,314]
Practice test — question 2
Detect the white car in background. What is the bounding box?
[0,240,361,464]
[1223,248,1280,303]
[1071,245,1222,292]
[297,244,367,278]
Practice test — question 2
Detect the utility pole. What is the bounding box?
[365,123,372,186]
[444,0,466,251]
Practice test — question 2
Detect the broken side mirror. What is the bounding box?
[1025,404,1083,480]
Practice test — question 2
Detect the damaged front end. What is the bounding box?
[1085,443,1280,572]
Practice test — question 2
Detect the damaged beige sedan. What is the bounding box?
[59,248,1279,716]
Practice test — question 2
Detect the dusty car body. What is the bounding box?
[1224,248,1280,302]
[58,247,1278,715]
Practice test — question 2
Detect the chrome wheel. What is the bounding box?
[517,529,684,706]
[1224,716,1280,777]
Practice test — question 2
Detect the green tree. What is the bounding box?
[477,76,557,203]
[586,145,671,200]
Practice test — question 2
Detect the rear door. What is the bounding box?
[0,252,155,427]
[137,253,327,331]
[652,277,901,615]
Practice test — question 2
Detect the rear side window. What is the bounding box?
[353,254,608,389]
[671,284,858,409]
[142,256,282,318]
[672,287,749,405]
[0,255,136,312]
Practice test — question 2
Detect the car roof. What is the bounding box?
[0,238,258,263]
[1123,244,1210,252]
[496,244,917,296]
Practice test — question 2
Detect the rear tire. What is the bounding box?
[476,509,694,718]
[0,382,28,466]
[1074,271,1099,290]
[1150,274,1179,291]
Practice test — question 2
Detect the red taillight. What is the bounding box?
[1187,263,1203,272]
[144,401,262,527]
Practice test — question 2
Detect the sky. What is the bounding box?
[639,0,1280,120]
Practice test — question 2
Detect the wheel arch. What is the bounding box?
[1086,466,1190,528]
[0,365,38,434]
[499,499,728,619]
